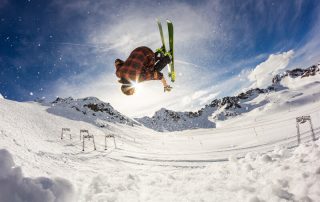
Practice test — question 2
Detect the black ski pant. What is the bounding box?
[154,55,171,72]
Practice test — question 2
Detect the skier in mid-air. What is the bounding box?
[115,46,172,95]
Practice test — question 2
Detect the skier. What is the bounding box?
[115,46,172,95]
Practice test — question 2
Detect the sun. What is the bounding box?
[130,81,143,93]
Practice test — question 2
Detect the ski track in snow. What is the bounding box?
[1,75,320,201]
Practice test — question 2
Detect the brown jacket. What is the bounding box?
[115,46,163,82]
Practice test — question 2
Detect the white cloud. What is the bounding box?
[248,50,294,88]
[88,1,218,59]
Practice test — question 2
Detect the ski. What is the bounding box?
[156,19,167,53]
[167,20,175,82]
[156,19,175,82]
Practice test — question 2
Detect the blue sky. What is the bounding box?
[1,0,320,116]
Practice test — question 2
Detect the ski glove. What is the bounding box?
[164,85,173,92]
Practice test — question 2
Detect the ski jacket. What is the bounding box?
[115,46,163,82]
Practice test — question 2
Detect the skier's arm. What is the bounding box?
[161,76,168,87]
[161,77,172,92]
[151,71,170,88]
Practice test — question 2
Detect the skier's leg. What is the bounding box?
[154,55,171,72]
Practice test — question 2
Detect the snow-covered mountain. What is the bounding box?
[136,87,275,131]
[137,64,320,132]
[135,107,216,132]
[272,64,320,84]
[47,97,139,127]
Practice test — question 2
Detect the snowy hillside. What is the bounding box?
[0,88,320,201]
[47,97,139,127]
[137,64,320,132]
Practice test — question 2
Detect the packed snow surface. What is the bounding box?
[0,74,320,201]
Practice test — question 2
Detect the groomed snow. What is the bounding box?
[0,75,319,201]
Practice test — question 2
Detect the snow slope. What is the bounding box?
[1,72,320,201]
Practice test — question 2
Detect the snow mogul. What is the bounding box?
[114,46,172,95]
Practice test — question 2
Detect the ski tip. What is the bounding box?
[166,19,172,23]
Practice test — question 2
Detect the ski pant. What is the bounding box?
[154,55,171,72]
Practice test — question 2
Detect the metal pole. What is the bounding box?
[82,135,85,151]
[296,121,301,145]
[105,135,107,150]
[309,119,316,141]
[93,136,96,150]
[113,135,117,149]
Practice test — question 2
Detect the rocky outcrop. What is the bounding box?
[49,97,139,127]
[272,64,320,84]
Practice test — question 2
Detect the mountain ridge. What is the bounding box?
[136,63,320,131]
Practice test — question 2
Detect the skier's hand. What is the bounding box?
[164,85,172,92]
